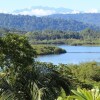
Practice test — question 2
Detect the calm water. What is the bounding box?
[36,45,100,65]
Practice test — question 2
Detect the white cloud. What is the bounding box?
[14,9,56,16]
[1,7,99,16]
[13,9,81,16]
[0,9,8,13]
[71,10,80,14]
[57,10,80,14]
[84,9,98,13]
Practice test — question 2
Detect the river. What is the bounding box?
[35,45,100,65]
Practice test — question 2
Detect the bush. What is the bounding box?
[54,48,66,54]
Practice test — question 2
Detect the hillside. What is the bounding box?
[0,13,99,31]
[47,13,100,27]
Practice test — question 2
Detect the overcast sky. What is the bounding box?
[0,0,100,15]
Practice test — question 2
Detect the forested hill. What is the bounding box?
[0,13,99,31]
[47,13,100,27]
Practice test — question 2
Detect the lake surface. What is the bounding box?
[36,45,100,65]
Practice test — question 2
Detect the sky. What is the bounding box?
[0,0,100,15]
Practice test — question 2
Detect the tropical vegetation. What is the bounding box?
[0,33,100,100]
[57,87,100,100]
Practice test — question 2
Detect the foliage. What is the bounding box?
[0,33,72,100]
[33,62,71,100]
[70,87,100,100]
[57,87,100,100]
[0,32,100,100]
[0,33,37,99]
[0,33,36,70]
[0,90,15,100]
[69,62,100,85]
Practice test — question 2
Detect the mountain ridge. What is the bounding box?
[0,13,99,32]
[46,13,100,27]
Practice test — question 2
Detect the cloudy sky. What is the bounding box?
[0,0,100,15]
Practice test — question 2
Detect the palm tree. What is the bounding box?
[33,62,71,100]
[0,90,15,100]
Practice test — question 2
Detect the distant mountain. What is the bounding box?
[12,7,100,27]
[13,6,81,16]
[14,6,74,13]
[47,13,100,27]
[0,13,99,32]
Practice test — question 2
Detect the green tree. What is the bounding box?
[0,33,36,71]
[0,34,71,100]
[0,33,36,100]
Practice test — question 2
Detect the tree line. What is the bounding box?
[0,28,100,45]
[26,28,100,45]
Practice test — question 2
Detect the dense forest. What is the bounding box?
[47,13,100,27]
[0,13,100,31]
[0,33,100,100]
[26,28,100,45]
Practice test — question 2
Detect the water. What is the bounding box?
[36,45,100,65]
